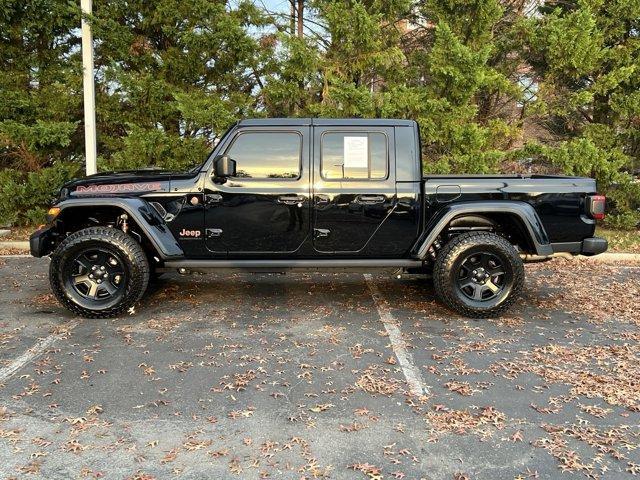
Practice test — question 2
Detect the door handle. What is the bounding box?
[206,228,223,238]
[278,195,305,206]
[356,195,386,205]
[315,195,330,205]
[314,228,330,238]
[205,193,223,204]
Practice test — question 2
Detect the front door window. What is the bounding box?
[226,132,301,179]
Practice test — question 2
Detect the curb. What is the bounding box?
[1,240,638,264]
[554,252,640,264]
[0,241,30,250]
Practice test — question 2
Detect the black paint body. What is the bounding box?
[49,119,599,261]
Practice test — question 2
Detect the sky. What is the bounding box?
[233,0,290,15]
[256,0,291,13]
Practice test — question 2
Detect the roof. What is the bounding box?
[237,118,417,127]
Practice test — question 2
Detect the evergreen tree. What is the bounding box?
[91,0,272,171]
[262,0,410,118]
[523,0,640,227]
[0,0,82,171]
[0,0,83,225]
[383,0,523,174]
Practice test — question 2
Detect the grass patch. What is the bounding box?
[597,228,640,253]
[0,226,33,241]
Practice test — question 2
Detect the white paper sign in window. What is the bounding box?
[343,136,368,168]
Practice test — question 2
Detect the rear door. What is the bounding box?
[203,127,311,255]
[312,126,396,254]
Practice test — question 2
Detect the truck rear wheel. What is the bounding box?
[433,232,524,318]
[49,227,150,318]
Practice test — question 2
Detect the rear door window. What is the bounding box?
[321,132,388,180]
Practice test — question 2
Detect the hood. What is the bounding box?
[60,168,194,200]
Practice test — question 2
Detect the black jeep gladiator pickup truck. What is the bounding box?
[30,118,607,318]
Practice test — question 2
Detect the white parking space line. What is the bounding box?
[364,274,428,397]
[0,321,79,383]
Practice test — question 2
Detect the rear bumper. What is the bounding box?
[29,226,55,257]
[581,237,608,255]
[551,237,608,256]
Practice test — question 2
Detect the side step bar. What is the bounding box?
[163,259,423,270]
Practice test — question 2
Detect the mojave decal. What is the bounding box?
[74,182,163,194]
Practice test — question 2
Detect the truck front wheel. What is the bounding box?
[49,227,150,318]
[433,232,524,318]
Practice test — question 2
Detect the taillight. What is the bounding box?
[587,194,606,220]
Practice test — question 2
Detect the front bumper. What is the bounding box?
[29,226,55,257]
[551,237,608,256]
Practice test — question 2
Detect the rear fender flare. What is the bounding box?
[56,197,183,259]
[413,201,553,258]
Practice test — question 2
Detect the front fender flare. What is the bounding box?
[412,201,553,258]
[56,197,184,259]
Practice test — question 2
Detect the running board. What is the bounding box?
[163,259,423,270]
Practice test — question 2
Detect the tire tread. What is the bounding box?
[433,232,524,318]
[49,227,150,318]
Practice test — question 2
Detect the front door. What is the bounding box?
[203,127,311,255]
[312,126,396,254]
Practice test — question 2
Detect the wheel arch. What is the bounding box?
[413,201,553,258]
[54,198,183,260]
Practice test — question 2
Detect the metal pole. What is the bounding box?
[81,0,97,176]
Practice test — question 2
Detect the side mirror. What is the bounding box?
[213,155,236,179]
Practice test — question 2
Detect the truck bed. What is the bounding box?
[423,174,585,180]
[422,174,597,243]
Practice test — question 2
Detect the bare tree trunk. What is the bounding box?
[289,0,296,36]
[297,0,304,38]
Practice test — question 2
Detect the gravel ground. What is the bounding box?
[0,256,638,480]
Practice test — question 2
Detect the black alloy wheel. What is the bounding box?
[455,251,507,302]
[63,248,127,309]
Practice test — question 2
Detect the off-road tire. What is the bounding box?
[433,232,524,318]
[49,227,150,318]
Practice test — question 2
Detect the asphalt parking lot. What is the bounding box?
[0,256,639,480]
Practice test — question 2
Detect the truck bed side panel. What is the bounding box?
[422,177,597,243]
